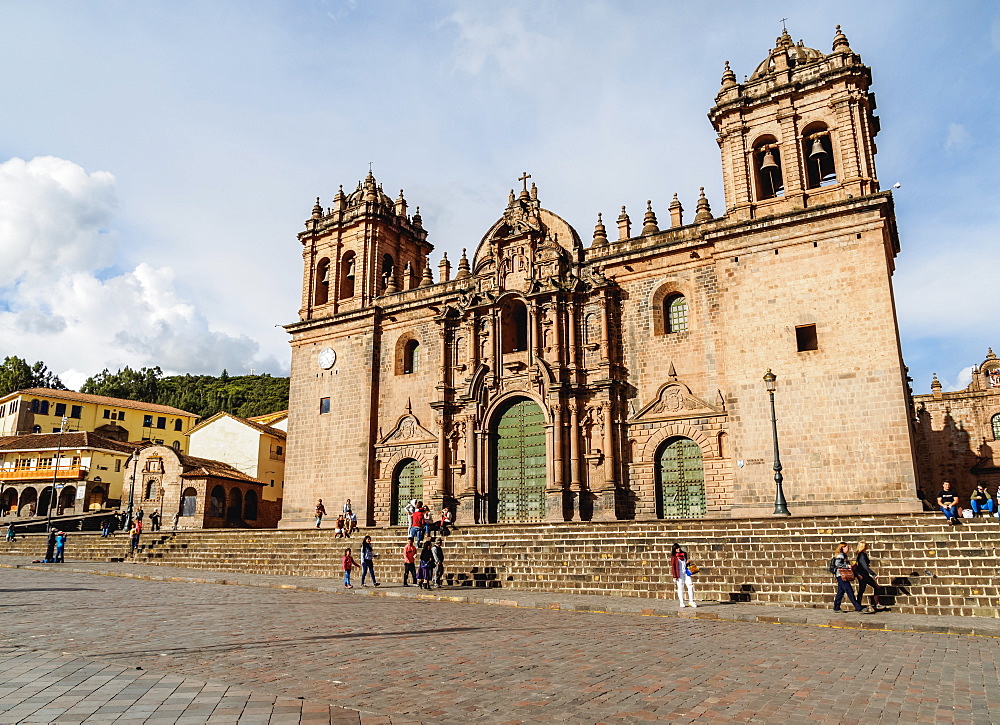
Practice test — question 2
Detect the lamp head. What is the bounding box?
[763,369,777,392]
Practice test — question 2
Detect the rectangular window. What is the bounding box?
[55,403,66,417]
[115,459,121,472]
[276,445,283,456]
[143,414,153,427]
[39,401,49,415]
[52,428,61,433]
[103,409,111,419]
[70,405,82,419]
[157,417,166,429]
[174,419,183,431]
[320,397,331,414]
[796,324,818,352]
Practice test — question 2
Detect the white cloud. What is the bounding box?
[944,122,971,151]
[0,156,280,384]
[944,365,975,392]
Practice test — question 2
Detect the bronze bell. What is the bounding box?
[759,149,779,170]
[809,136,827,158]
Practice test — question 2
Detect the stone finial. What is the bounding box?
[530,182,538,201]
[987,347,996,360]
[592,212,608,248]
[669,193,683,228]
[420,261,433,287]
[384,270,399,295]
[312,197,323,219]
[438,252,451,283]
[456,248,471,279]
[694,187,713,223]
[641,200,659,235]
[931,373,943,399]
[395,189,407,217]
[668,361,677,380]
[412,206,423,228]
[617,205,631,241]
[333,184,346,212]
[720,60,737,90]
[832,24,852,54]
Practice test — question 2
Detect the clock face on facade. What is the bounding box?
[317,347,337,369]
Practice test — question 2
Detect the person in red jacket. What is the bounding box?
[402,537,418,586]
[342,547,359,588]
[409,503,425,545]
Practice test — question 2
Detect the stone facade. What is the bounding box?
[281,27,921,527]
[913,349,1000,503]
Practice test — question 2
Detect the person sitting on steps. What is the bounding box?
[937,481,960,525]
[970,485,995,518]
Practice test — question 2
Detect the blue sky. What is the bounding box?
[0,0,995,394]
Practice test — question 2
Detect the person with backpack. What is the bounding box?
[670,542,697,608]
[315,499,327,528]
[417,540,434,589]
[54,531,66,563]
[43,528,57,563]
[830,541,863,612]
[342,547,359,588]
[359,535,380,587]
[6,522,15,542]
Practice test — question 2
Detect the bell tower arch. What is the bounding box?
[709,25,880,221]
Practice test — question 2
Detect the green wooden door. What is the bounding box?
[494,399,547,522]
[656,438,706,519]
[394,459,423,526]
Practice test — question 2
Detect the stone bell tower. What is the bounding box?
[298,170,432,320]
[709,26,880,221]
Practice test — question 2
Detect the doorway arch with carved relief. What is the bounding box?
[655,437,706,519]
[489,397,546,523]
[392,459,424,526]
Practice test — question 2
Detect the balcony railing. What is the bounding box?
[0,465,86,482]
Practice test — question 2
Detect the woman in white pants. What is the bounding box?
[670,542,697,608]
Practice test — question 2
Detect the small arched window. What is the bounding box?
[500,298,529,353]
[803,124,836,188]
[382,254,395,291]
[992,413,1000,441]
[315,258,331,306]
[340,251,356,299]
[403,339,420,374]
[145,478,157,500]
[664,294,688,334]
[174,419,182,431]
[30,399,39,413]
[753,136,783,200]
[39,401,49,415]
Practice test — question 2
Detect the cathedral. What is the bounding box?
[280,26,921,528]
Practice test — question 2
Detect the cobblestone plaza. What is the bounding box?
[1,565,997,723]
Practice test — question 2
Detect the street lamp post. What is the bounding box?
[125,453,138,530]
[46,416,69,533]
[763,370,790,516]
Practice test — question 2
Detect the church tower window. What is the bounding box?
[402,339,420,374]
[500,299,529,353]
[803,124,836,188]
[381,254,395,292]
[992,413,1000,441]
[315,258,331,306]
[340,251,356,299]
[664,294,688,334]
[753,136,784,199]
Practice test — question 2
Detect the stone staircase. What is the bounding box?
[4,513,999,618]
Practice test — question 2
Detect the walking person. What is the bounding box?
[6,522,15,541]
[417,540,434,589]
[342,547,359,588]
[432,538,445,587]
[150,509,161,532]
[360,535,380,587]
[937,481,960,525]
[854,541,883,612]
[44,528,57,563]
[670,543,697,608]
[171,511,180,531]
[315,499,327,528]
[129,523,141,555]
[830,542,863,612]
[54,531,66,563]
[402,537,417,586]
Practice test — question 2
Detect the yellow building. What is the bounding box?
[0,388,198,452]
[0,431,139,517]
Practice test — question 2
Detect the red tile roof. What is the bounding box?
[0,431,140,455]
[2,388,198,418]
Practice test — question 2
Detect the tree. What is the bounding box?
[0,356,66,397]
[81,366,163,401]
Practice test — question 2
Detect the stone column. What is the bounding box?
[546,402,566,521]
[592,399,618,521]
[569,399,582,520]
[457,416,479,525]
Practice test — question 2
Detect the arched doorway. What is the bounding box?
[1,488,17,515]
[209,485,225,518]
[181,487,198,517]
[655,437,706,519]
[392,459,423,526]
[58,486,76,513]
[37,486,54,516]
[490,397,547,523]
[227,488,243,524]
[243,490,258,521]
[19,487,37,516]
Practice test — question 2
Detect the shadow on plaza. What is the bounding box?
[0,587,100,594]
[87,625,490,658]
